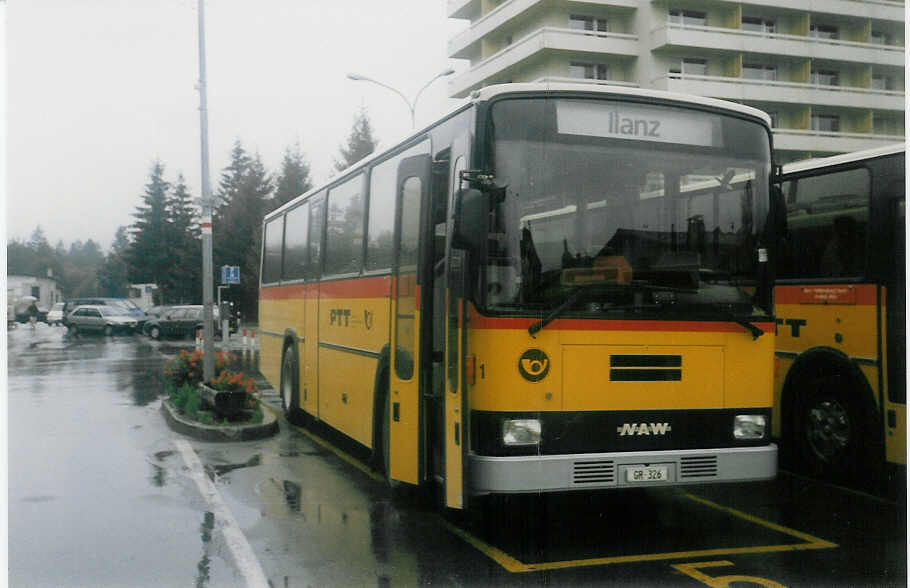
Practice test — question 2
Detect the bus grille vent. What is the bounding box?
[572,460,616,486]
[680,455,718,479]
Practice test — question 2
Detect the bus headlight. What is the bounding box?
[733,414,767,439]
[503,419,541,446]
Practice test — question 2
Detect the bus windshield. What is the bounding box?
[484,97,773,320]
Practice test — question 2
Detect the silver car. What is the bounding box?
[46,302,65,325]
[66,305,138,336]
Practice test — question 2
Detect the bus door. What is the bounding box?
[388,155,432,484]
[442,139,470,509]
[885,196,905,464]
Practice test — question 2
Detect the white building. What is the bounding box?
[446,0,905,162]
[7,275,63,316]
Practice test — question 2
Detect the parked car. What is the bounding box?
[144,305,234,340]
[62,297,148,328]
[46,302,65,325]
[66,305,139,336]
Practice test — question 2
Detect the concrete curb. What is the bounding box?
[160,399,279,442]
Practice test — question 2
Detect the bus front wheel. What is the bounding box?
[792,374,877,484]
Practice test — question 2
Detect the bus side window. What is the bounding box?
[307,193,326,278]
[325,174,366,275]
[282,202,309,281]
[262,216,285,284]
[780,168,870,279]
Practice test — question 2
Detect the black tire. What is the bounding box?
[280,344,301,422]
[792,373,880,484]
[104,325,113,337]
[69,325,78,337]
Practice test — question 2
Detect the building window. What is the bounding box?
[809,23,839,39]
[570,62,609,80]
[669,9,706,26]
[870,75,893,90]
[669,58,708,76]
[742,63,777,81]
[810,69,840,86]
[742,16,776,34]
[811,114,840,132]
[570,14,608,33]
[869,30,891,45]
[873,114,898,134]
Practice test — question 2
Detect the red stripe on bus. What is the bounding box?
[775,284,877,305]
[468,311,774,333]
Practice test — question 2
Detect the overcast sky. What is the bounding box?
[5,0,467,250]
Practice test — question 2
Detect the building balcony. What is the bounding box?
[534,76,640,87]
[449,27,639,97]
[448,0,480,20]
[651,24,905,68]
[449,0,639,59]
[773,129,904,153]
[701,0,904,21]
[654,73,905,111]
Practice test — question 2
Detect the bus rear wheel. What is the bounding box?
[280,344,301,423]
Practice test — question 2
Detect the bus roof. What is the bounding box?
[471,82,773,127]
[782,143,906,175]
[265,82,773,221]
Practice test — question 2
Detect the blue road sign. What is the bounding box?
[221,265,240,284]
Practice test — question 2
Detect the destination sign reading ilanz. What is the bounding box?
[556,100,722,147]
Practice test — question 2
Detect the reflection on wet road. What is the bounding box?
[8,324,906,587]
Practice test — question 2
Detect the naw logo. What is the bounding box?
[617,422,673,436]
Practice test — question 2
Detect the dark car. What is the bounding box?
[66,305,139,336]
[144,305,233,340]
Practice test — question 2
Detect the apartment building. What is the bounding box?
[447,0,905,161]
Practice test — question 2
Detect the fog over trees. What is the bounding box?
[8,109,379,320]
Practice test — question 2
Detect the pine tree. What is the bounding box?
[98,227,130,297]
[213,145,273,320]
[334,107,378,172]
[271,141,313,211]
[165,174,201,303]
[126,161,172,300]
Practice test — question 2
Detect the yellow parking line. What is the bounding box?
[440,492,837,573]
[262,404,837,573]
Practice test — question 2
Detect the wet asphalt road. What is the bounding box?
[7,323,907,587]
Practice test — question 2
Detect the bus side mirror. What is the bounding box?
[452,188,488,252]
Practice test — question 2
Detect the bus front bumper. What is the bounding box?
[468,444,777,495]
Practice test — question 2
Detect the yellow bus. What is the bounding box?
[776,144,905,489]
[259,82,782,510]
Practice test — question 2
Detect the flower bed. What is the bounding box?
[163,350,263,426]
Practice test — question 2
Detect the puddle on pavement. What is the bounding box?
[207,454,262,479]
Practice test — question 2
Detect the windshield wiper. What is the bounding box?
[527,282,694,337]
[716,308,765,340]
[528,287,584,337]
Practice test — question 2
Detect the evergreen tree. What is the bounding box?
[334,107,378,172]
[213,145,273,320]
[166,174,201,303]
[271,141,313,211]
[126,161,172,300]
[98,227,130,297]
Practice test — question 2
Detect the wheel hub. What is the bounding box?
[806,398,851,463]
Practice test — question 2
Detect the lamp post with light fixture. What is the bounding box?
[346,67,455,128]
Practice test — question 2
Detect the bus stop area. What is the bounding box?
[8,325,906,587]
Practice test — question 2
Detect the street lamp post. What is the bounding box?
[346,67,455,128]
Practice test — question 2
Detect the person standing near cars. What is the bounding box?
[26,300,39,330]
